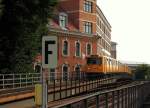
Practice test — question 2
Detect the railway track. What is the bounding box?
[48,80,140,108]
[0,77,132,105]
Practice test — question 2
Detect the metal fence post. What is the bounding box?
[3,75,4,89]
[79,78,80,94]
[128,88,130,108]
[65,79,67,98]
[121,89,124,108]
[20,74,21,88]
[75,78,76,95]
[86,79,87,93]
[125,88,127,108]
[13,74,15,88]
[134,86,137,108]
[117,90,119,108]
[26,74,27,87]
[32,74,33,85]
[70,78,72,97]
[96,95,99,108]
[131,87,134,108]
[105,93,108,108]
[53,79,55,101]
[60,79,62,99]
[84,99,88,108]
[112,91,115,108]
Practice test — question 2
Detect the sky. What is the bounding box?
[97,0,150,64]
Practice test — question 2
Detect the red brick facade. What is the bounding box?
[48,30,97,78]
[42,0,112,79]
[57,34,97,71]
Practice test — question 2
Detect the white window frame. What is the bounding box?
[75,40,81,57]
[62,39,69,56]
[83,21,92,34]
[86,43,92,56]
[83,1,92,13]
[62,64,69,81]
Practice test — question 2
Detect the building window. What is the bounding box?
[83,22,92,34]
[84,1,92,12]
[75,41,81,57]
[63,40,69,56]
[62,64,68,81]
[97,17,100,26]
[86,43,92,56]
[59,13,67,28]
[75,65,81,80]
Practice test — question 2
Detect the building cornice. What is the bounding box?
[49,27,98,40]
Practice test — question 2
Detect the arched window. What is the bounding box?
[86,43,92,56]
[63,40,68,55]
[75,65,81,80]
[62,64,68,80]
[75,41,80,57]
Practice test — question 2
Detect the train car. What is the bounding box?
[83,55,132,80]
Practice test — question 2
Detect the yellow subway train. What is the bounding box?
[83,55,132,79]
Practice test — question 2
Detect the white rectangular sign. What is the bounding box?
[42,36,57,68]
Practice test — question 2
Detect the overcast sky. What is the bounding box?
[97,0,150,64]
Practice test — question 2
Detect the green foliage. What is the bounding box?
[0,0,4,17]
[0,0,58,73]
[135,64,150,80]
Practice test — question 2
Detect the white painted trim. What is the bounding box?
[62,39,70,56]
[86,42,92,56]
[62,64,69,81]
[75,40,81,57]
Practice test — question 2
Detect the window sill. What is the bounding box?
[74,55,82,58]
[62,54,69,57]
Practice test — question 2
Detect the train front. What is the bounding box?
[83,55,104,79]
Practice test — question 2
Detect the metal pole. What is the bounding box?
[96,95,99,108]
[41,67,48,108]
[3,75,4,89]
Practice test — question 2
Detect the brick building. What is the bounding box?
[38,0,113,80]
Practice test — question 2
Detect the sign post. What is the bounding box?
[42,36,57,108]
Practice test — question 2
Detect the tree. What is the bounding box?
[0,0,4,17]
[145,67,150,79]
[0,0,58,73]
[135,64,150,80]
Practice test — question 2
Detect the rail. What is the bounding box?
[0,73,41,90]
[0,72,124,103]
[48,81,150,108]
[0,72,114,90]
[0,72,116,91]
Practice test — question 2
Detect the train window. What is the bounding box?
[87,58,102,65]
[106,59,108,64]
[109,59,112,64]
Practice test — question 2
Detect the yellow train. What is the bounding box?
[83,55,132,79]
